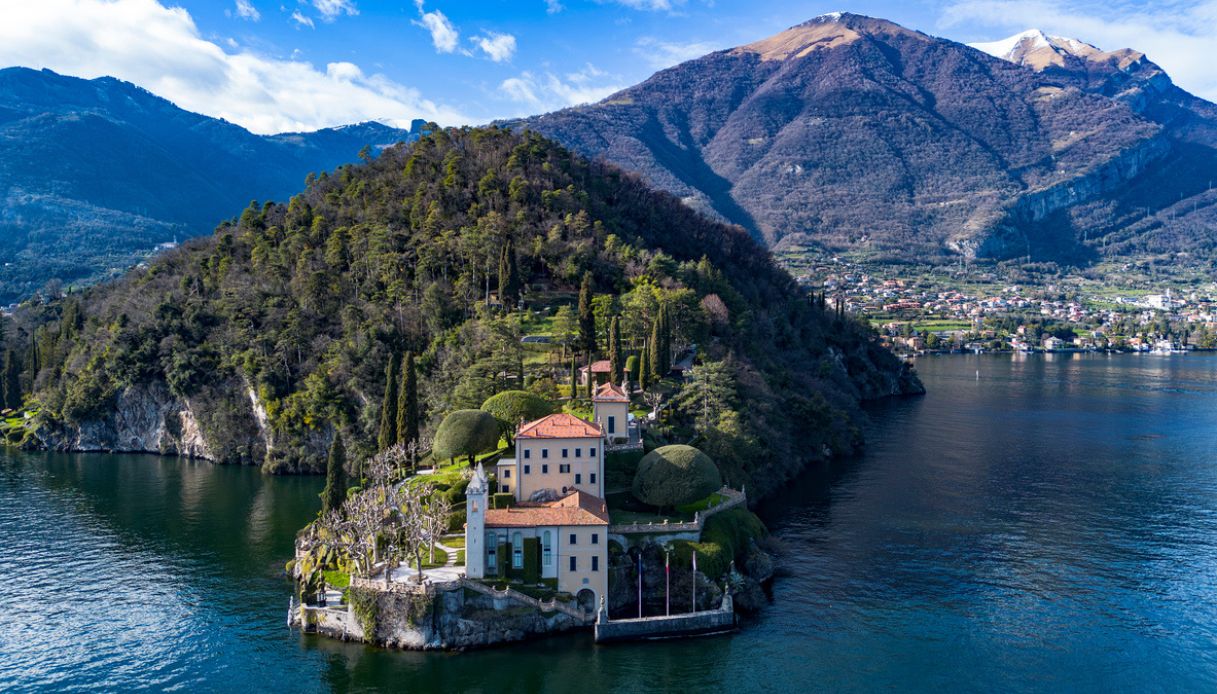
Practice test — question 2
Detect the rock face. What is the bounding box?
[309,585,587,651]
[512,13,1217,264]
[32,379,269,466]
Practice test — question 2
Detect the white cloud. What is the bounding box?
[499,64,624,113]
[291,10,314,28]
[0,0,468,133]
[545,0,564,13]
[599,0,680,10]
[474,32,516,62]
[233,0,260,21]
[941,0,1217,101]
[312,0,358,22]
[633,36,718,69]
[413,1,461,54]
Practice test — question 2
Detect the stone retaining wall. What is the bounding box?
[609,486,746,536]
[594,592,735,642]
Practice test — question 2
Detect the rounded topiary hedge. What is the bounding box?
[432,409,500,464]
[631,444,722,509]
[480,390,554,442]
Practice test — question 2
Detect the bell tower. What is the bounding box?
[465,462,488,579]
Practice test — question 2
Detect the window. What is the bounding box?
[487,532,498,570]
[569,533,577,545]
[503,469,511,479]
[543,531,552,566]
[589,447,597,457]
[592,556,599,571]
[562,448,569,458]
[608,416,616,434]
[523,464,530,475]
[559,463,570,474]
[512,532,523,569]
[569,556,577,571]
[590,473,597,484]
[591,533,599,544]
[523,449,531,459]
[574,448,582,458]
[500,484,510,494]
[542,464,549,474]
[542,449,549,459]
[575,473,582,485]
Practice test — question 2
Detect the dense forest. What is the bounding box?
[0,126,919,500]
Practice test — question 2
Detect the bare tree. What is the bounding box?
[392,483,429,583]
[422,489,453,565]
[643,390,663,418]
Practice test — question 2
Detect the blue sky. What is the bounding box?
[2,1,1216,134]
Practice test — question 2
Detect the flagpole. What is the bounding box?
[692,550,697,613]
[637,551,643,619]
[665,548,670,617]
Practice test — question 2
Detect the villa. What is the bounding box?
[465,464,609,611]
[469,407,618,610]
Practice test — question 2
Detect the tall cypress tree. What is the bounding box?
[1,350,20,410]
[648,316,662,382]
[321,432,347,514]
[497,239,520,310]
[638,343,649,392]
[577,271,596,357]
[569,355,578,400]
[398,352,419,447]
[608,316,622,384]
[377,356,399,450]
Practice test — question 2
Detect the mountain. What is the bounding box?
[0,67,422,304]
[4,127,920,498]
[511,13,1217,266]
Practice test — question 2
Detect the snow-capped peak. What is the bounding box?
[969,29,1051,61]
[969,29,1103,67]
[815,11,845,22]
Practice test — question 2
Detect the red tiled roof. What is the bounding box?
[516,412,603,439]
[486,491,610,528]
[592,382,629,402]
[581,360,611,373]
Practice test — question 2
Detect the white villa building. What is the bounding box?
[467,408,621,610]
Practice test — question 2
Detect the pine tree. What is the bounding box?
[321,432,347,514]
[608,316,622,384]
[398,352,419,447]
[377,356,399,451]
[577,271,596,357]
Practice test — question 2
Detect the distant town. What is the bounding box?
[782,252,1217,357]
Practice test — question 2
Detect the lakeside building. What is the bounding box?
[472,409,617,610]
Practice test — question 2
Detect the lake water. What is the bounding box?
[3,353,1217,692]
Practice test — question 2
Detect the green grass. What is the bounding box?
[322,569,350,590]
[608,508,693,525]
[456,550,465,566]
[442,534,466,549]
[676,492,726,515]
[417,546,449,570]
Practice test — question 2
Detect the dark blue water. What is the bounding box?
[2,353,1217,692]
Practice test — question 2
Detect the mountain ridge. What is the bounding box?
[0,67,422,303]
[511,13,1217,266]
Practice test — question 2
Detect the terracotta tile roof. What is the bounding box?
[581,360,611,373]
[516,412,603,439]
[592,381,629,402]
[486,491,610,528]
